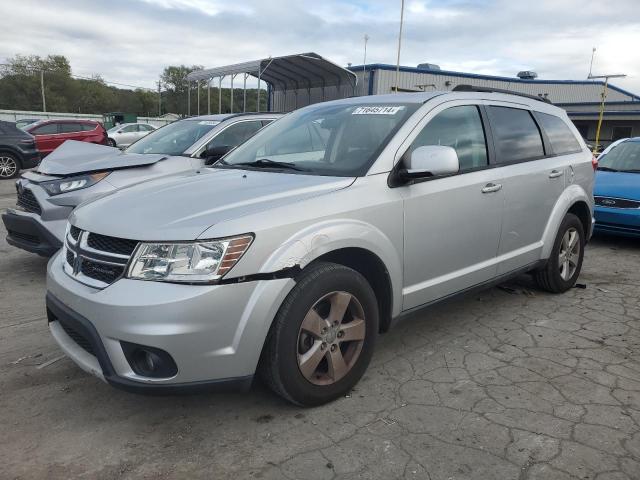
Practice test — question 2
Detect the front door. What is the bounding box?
[400,104,504,310]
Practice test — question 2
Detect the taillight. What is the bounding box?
[591,156,598,171]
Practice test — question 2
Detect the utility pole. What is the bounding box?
[394,0,405,93]
[363,34,369,96]
[40,70,46,112]
[157,80,161,117]
[588,47,596,78]
[588,73,626,154]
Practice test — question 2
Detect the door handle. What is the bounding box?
[481,183,502,193]
[549,170,563,178]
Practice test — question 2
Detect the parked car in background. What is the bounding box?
[594,137,640,237]
[0,120,40,179]
[598,137,627,159]
[106,123,156,148]
[25,120,107,157]
[15,118,41,130]
[45,90,594,405]
[2,112,281,256]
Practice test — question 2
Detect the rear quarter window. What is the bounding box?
[487,106,545,163]
[59,123,84,134]
[534,112,582,154]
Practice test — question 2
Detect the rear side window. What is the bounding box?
[410,105,488,171]
[82,123,97,131]
[535,112,581,154]
[488,106,544,163]
[59,123,84,134]
[139,124,154,131]
[31,123,58,135]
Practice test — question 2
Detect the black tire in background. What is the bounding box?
[260,262,379,406]
[535,213,585,293]
[0,153,20,179]
[107,138,117,147]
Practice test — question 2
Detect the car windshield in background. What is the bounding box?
[125,119,220,156]
[598,141,640,172]
[217,103,419,176]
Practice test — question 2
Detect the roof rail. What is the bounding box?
[452,84,553,104]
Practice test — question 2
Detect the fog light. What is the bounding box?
[120,341,178,378]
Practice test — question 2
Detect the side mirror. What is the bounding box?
[404,145,459,178]
[117,130,124,134]
[202,145,232,164]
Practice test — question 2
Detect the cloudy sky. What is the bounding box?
[1,0,639,93]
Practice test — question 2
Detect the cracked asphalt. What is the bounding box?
[1,178,639,480]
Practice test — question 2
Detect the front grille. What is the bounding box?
[87,233,138,256]
[80,258,125,284]
[66,248,75,266]
[595,196,640,209]
[8,229,39,245]
[16,187,41,215]
[69,225,81,241]
[59,321,95,356]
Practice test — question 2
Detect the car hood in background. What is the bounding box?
[37,140,168,176]
[71,168,355,240]
[595,171,640,201]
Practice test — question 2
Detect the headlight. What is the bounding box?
[127,234,253,283]
[41,172,110,195]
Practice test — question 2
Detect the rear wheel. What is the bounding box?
[107,138,117,147]
[535,213,584,293]
[0,153,20,179]
[260,262,378,406]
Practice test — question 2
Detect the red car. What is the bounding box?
[26,120,108,157]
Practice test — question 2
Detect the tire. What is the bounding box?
[260,262,379,406]
[535,213,585,293]
[107,138,117,147]
[0,153,20,179]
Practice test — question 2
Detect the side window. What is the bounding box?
[206,121,263,149]
[31,123,59,135]
[140,124,154,131]
[122,124,138,133]
[410,105,488,171]
[261,120,273,127]
[59,123,83,133]
[534,112,582,154]
[487,106,544,163]
[82,123,97,131]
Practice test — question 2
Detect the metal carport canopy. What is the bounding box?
[186,52,357,91]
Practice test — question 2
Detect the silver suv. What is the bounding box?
[46,90,594,406]
[3,113,280,257]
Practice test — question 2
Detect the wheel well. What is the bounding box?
[310,248,393,333]
[568,201,591,238]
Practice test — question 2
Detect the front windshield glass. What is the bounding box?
[218,103,419,176]
[599,141,640,172]
[126,119,220,155]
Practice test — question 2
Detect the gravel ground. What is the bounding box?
[1,177,639,480]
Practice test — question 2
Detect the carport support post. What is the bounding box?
[257,67,261,112]
[230,74,236,113]
[218,76,224,114]
[187,81,190,116]
[197,80,200,116]
[243,74,247,112]
[207,79,211,115]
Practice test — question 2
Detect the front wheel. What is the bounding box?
[535,213,585,293]
[260,262,379,406]
[107,138,117,147]
[0,153,20,179]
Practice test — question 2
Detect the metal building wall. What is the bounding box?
[370,69,634,103]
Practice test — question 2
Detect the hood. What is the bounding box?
[595,171,640,201]
[37,140,168,176]
[71,168,354,240]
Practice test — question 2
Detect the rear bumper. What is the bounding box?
[594,206,640,237]
[2,210,62,256]
[20,150,40,169]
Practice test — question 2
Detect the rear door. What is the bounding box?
[29,122,60,155]
[486,104,569,274]
[400,102,504,309]
[57,122,87,146]
[119,124,139,145]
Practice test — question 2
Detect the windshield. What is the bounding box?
[217,103,419,176]
[126,119,220,155]
[598,141,640,172]
[107,125,123,133]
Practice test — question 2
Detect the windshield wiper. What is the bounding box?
[619,169,640,173]
[233,158,307,171]
[597,166,619,172]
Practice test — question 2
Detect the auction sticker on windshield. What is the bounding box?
[352,106,405,115]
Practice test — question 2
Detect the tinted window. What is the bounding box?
[410,105,488,171]
[31,123,58,135]
[139,124,154,131]
[59,123,83,134]
[81,123,97,131]
[206,121,263,149]
[126,119,219,155]
[122,124,138,133]
[535,112,581,154]
[488,106,544,163]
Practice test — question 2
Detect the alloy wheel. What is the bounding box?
[0,156,17,178]
[558,227,580,281]
[296,291,366,386]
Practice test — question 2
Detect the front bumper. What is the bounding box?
[594,206,640,237]
[46,251,295,393]
[2,210,64,257]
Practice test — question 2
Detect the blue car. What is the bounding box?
[594,137,640,237]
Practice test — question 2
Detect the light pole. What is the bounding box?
[588,73,626,154]
[394,0,405,93]
[362,34,369,95]
[40,70,46,112]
